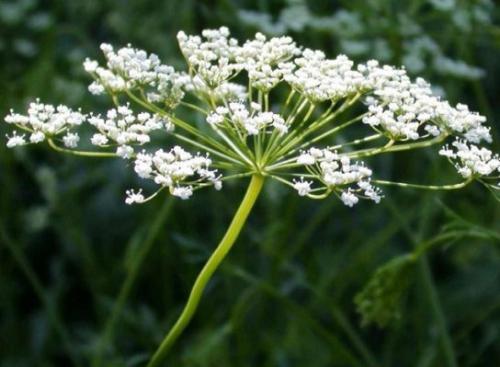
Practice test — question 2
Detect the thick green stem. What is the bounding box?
[146,174,265,367]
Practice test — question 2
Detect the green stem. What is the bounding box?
[348,134,448,158]
[146,175,265,367]
[48,139,117,158]
[373,178,473,191]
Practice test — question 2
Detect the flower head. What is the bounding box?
[3,27,499,205]
[88,105,172,158]
[5,100,85,146]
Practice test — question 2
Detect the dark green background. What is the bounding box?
[1,1,500,366]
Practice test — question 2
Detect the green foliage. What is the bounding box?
[355,254,416,327]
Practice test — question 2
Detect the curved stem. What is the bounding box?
[373,178,473,191]
[146,175,265,367]
[48,139,117,158]
[348,134,448,158]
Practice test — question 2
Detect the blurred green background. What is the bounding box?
[1,0,500,366]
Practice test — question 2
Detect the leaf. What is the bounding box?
[354,254,416,328]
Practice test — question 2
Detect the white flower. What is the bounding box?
[63,133,80,148]
[341,190,359,207]
[6,132,26,148]
[88,106,167,155]
[440,139,500,178]
[425,124,441,137]
[208,102,287,136]
[131,146,221,200]
[297,152,316,165]
[177,27,240,88]
[4,26,499,207]
[125,189,145,205]
[214,180,223,191]
[293,178,312,196]
[4,101,85,147]
[172,186,193,200]
[88,82,105,95]
[358,181,383,203]
[433,56,484,80]
[356,63,490,143]
[116,145,134,158]
[207,112,224,126]
[236,32,300,91]
[83,58,98,73]
[296,147,381,205]
[438,146,455,158]
[271,114,288,135]
[88,44,187,108]
[90,133,109,146]
[185,76,247,102]
[285,51,364,102]
[30,131,45,143]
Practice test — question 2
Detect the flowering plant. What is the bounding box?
[4,27,499,366]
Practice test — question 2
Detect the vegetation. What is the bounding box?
[1,1,499,366]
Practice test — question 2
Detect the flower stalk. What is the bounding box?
[146,174,264,367]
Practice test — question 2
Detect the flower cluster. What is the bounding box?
[440,139,500,179]
[360,61,491,143]
[178,27,300,93]
[207,102,287,136]
[285,50,365,102]
[185,76,247,102]
[130,146,221,202]
[84,44,187,108]
[177,27,240,88]
[296,148,382,205]
[88,104,173,158]
[236,32,299,91]
[3,27,499,207]
[5,100,85,148]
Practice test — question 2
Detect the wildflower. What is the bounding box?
[125,189,145,205]
[5,101,86,145]
[6,132,26,148]
[30,131,45,143]
[116,145,134,159]
[63,133,80,148]
[171,186,193,200]
[293,178,313,196]
[177,27,240,88]
[440,139,500,178]
[91,133,109,146]
[236,32,300,91]
[3,27,499,367]
[88,106,169,157]
[86,44,187,108]
[126,147,219,203]
[341,190,359,207]
[4,28,498,206]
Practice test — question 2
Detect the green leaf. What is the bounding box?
[355,254,416,328]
